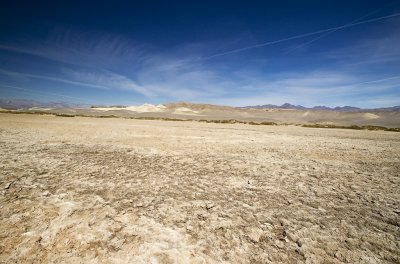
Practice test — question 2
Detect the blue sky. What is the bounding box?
[0,0,399,107]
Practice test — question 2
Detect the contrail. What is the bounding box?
[326,75,400,93]
[202,12,400,60]
[355,75,400,85]
[285,1,399,53]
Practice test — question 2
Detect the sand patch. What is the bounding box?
[363,113,380,119]
[127,217,210,264]
[172,107,203,116]
[94,104,166,113]
[28,107,53,111]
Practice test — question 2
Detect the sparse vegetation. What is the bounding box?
[133,117,192,121]
[248,121,277,126]
[198,119,276,125]
[97,115,120,118]
[302,124,400,132]
[0,110,51,116]
[55,114,76,117]
[90,105,127,108]
[199,119,244,124]
[0,111,398,132]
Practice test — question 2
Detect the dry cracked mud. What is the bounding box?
[0,113,399,263]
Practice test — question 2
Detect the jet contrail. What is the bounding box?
[355,75,400,85]
[285,1,399,53]
[202,12,400,60]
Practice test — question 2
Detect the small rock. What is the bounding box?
[295,248,304,256]
[296,239,303,247]
[205,202,215,210]
[41,191,50,197]
[248,228,263,243]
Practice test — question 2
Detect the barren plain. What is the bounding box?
[3,102,400,128]
[0,113,399,263]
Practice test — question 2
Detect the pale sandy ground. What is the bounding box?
[0,113,399,263]
[93,104,167,113]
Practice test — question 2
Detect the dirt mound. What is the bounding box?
[165,102,236,111]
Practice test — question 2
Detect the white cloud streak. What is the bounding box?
[202,12,400,59]
[285,1,399,53]
[0,84,86,101]
[0,68,109,89]
[0,68,154,97]
[64,69,153,96]
[0,30,149,71]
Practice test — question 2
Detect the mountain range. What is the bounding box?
[243,103,400,112]
[0,99,89,110]
[0,98,399,112]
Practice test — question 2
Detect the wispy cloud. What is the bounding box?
[0,23,399,107]
[0,29,217,99]
[0,67,155,97]
[0,68,108,89]
[209,71,400,107]
[63,69,152,96]
[0,29,149,70]
[0,84,86,101]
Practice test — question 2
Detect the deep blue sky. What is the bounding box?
[0,0,399,107]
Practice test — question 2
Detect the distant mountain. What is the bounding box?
[0,99,89,110]
[246,103,306,110]
[333,106,361,111]
[311,106,334,111]
[280,103,306,109]
[377,105,400,111]
[312,106,362,112]
[1,98,399,113]
[243,103,400,112]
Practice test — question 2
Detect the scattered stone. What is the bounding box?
[248,228,264,243]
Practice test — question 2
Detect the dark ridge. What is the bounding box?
[243,103,400,112]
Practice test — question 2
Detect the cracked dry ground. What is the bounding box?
[0,113,399,263]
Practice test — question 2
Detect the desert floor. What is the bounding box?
[0,113,399,263]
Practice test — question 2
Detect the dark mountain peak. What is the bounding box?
[243,103,400,112]
[333,106,361,112]
[312,105,332,110]
[280,103,305,109]
[243,103,306,109]
[0,98,89,110]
